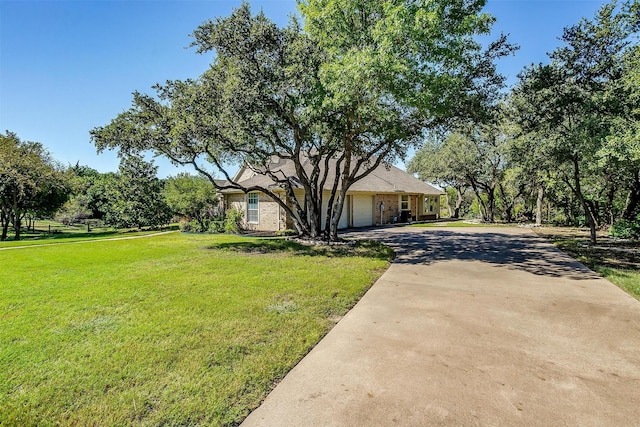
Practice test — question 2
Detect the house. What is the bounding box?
[220,156,443,232]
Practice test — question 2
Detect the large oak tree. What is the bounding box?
[91,0,512,240]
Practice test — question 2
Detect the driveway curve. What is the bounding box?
[242,226,640,426]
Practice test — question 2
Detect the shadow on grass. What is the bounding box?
[554,240,640,271]
[206,238,395,261]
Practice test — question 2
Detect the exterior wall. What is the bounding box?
[373,194,401,225]
[226,193,246,215]
[372,193,440,224]
[227,190,442,231]
[254,192,281,231]
[224,192,283,232]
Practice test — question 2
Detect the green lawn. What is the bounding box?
[0,233,392,426]
[0,230,165,247]
[534,227,640,300]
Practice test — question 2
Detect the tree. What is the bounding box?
[408,135,471,219]
[511,0,639,243]
[164,173,219,230]
[55,164,103,226]
[90,1,513,241]
[55,196,93,226]
[603,43,640,220]
[0,132,70,240]
[408,119,513,223]
[104,155,171,229]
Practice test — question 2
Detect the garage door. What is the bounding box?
[352,195,374,227]
[338,196,350,229]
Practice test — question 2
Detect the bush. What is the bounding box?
[611,218,640,239]
[209,220,225,233]
[178,219,192,232]
[224,208,244,234]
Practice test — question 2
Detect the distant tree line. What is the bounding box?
[4,1,638,245]
[0,131,221,241]
[0,132,70,240]
[408,0,640,243]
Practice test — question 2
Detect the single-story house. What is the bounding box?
[220,156,443,232]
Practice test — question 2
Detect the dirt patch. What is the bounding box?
[533,227,640,270]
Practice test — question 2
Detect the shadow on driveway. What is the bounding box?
[345,228,600,281]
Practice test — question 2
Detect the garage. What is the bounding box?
[352,194,374,227]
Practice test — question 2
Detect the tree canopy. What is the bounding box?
[90,0,512,241]
[105,155,172,230]
[511,0,640,242]
[407,0,640,242]
[0,132,70,240]
[164,173,219,231]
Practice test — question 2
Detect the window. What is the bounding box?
[400,195,410,211]
[247,193,259,223]
[424,196,437,213]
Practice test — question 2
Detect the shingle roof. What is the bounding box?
[221,155,442,195]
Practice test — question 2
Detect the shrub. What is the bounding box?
[208,220,225,233]
[224,208,244,234]
[611,218,640,239]
[178,219,192,232]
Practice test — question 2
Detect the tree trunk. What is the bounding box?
[453,187,464,219]
[0,210,8,241]
[14,214,22,241]
[329,191,347,242]
[584,199,598,244]
[443,192,452,218]
[622,169,640,220]
[499,183,515,223]
[470,181,489,222]
[486,185,496,223]
[606,183,616,227]
[535,186,544,226]
[570,157,597,244]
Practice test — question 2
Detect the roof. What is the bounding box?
[220,154,442,196]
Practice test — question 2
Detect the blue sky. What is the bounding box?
[1,0,605,177]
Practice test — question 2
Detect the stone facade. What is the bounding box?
[224,192,286,231]
[225,191,441,231]
[373,194,402,225]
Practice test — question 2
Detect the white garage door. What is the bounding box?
[352,195,374,227]
[321,195,350,230]
[338,196,350,229]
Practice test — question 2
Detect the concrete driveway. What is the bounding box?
[242,226,640,426]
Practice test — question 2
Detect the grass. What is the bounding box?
[0,222,178,247]
[0,233,393,426]
[534,226,640,300]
